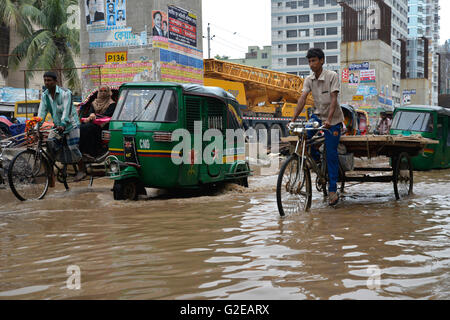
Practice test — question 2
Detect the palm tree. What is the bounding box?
[8,0,80,91]
[0,0,32,79]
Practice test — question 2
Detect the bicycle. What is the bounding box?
[276,121,345,216]
[7,120,79,201]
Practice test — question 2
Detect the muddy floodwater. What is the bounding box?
[0,162,449,300]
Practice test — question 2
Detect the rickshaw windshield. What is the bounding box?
[113,88,178,122]
[391,111,434,133]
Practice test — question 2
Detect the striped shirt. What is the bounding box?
[38,86,79,133]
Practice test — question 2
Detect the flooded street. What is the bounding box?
[0,165,449,300]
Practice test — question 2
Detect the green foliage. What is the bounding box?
[4,0,80,91]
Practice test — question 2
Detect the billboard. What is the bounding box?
[168,5,197,48]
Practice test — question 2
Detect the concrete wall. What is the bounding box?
[400,78,431,106]
[80,0,202,98]
[340,40,393,108]
[340,40,394,128]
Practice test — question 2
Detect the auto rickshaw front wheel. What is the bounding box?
[113,178,140,201]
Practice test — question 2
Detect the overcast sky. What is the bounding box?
[202,0,450,59]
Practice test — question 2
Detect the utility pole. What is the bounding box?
[206,23,215,59]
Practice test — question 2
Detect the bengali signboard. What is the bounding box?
[168,5,197,48]
[89,27,142,48]
[359,69,376,83]
[349,62,369,71]
[342,68,349,84]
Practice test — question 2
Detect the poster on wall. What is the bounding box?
[348,70,360,86]
[89,27,142,48]
[85,0,105,28]
[81,61,154,98]
[360,69,376,83]
[168,5,197,48]
[152,10,169,49]
[159,49,203,84]
[342,68,349,84]
[105,0,127,27]
[349,62,369,71]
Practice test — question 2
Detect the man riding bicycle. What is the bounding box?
[291,48,344,206]
[37,71,86,185]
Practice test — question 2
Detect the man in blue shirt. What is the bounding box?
[38,72,86,183]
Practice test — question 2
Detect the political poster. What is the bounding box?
[360,69,376,83]
[105,0,127,27]
[152,10,169,49]
[168,5,197,48]
[348,71,360,86]
[342,68,349,84]
[85,0,106,29]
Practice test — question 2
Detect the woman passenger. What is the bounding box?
[79,86,116,158]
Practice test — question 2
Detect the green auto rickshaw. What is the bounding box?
[390,105,450,170]
[105,82,251,200]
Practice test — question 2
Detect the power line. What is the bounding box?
[209,22,267,45]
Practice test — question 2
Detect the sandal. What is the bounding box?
[329,192,339,206]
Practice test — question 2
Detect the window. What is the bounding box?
[314,14,325,22]
[287,58,298,66]
[299,57,309,65]
[115,89,178,122]
[298,15,310,23]
[299,71,310,78]
[326,27,338,35]
[286,15,297,24]
[391,112,434,133]
[262,53,268,59]
[286,44,298,52]
[314,28,325,36]
[326,41,338,49]
[287,30,297,38]
[326,56,338,64]
[326,12,338,21]
[299,29,310,37]
[313,42,325,49]
[299,43,310,51]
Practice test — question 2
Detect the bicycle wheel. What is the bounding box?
[393,152,413,200]
[8,149,50,201]
[277,154,312,216]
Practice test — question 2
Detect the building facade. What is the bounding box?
[79,0,203,98]
[271,0,342,78]
[226,46,272,69]
[271,0,408,106]
[406,0,440,105]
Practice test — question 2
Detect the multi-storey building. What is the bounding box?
[385,0,409,106]
[226,46,272,69]
[271,0,342,78]
[271,0,408,106]
[406,0,440,105]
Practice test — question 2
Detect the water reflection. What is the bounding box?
[0,169,449,299]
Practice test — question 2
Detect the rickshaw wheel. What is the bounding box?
[113,179,138,201]
[393,152,413,200]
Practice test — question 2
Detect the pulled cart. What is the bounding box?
[282,134,439,201]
